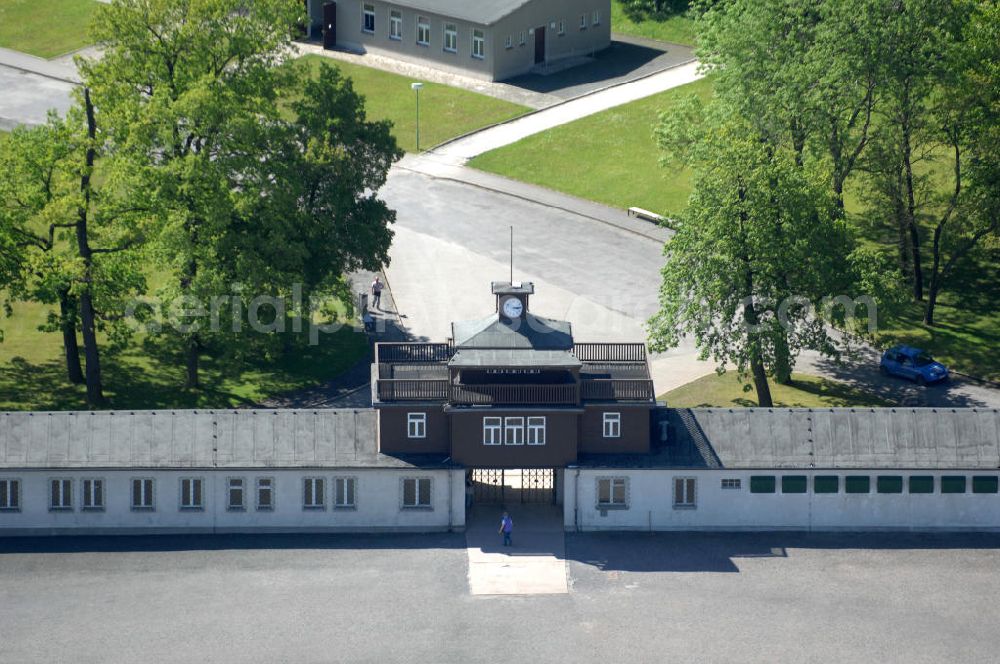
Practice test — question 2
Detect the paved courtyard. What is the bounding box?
[2,531,999,662]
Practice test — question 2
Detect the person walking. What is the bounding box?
[465,476,474,509]
[498,511,513,547]
[371,276,384,310]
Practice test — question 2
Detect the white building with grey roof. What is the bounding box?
[3,406,1000,536]
[308,0,611,80]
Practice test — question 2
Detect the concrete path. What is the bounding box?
[466,504,567,595]
[0,47,80,83]
[424,60,702,165]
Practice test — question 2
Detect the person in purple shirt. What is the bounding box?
[498,511,513,547]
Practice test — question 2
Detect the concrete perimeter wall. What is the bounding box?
[563,469,1000,532]
[0,468,465,536]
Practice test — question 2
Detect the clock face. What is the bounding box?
[502,297,524,318]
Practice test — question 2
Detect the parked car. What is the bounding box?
[880,345,950,385]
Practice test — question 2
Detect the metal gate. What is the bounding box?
[471,469,555,505]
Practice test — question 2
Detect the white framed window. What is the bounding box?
[256,477,274,511]
[389,9,402,40]
[417,16,430,45]
[407,412,427,439]
[579,13,587,29]
[180,477,204,510]
[303,477,325,509]
[131,478,154,511]
[721,478,742,490]
[50,478,72,511]
[483,416,502,445]
[505,34,512,49]
[444,23,457,52]
[0,479,20,511]
[519,30,526,45]
[504,417,525,445]
[472,29,485,59]
[82,478,104,511]
[527,416,546,445]
[402,477,432,508]
[602,412,621,438]
[227,477,245,511]
[362,4,375,33]
[597,477,628,507]
[334,477,357,509]
[558,20,565,36]
[674,477,696,508]
[592,10,600,26]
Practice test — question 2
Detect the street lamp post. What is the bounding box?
[410,82,424,151]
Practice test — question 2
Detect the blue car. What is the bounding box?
[880,345,949,385]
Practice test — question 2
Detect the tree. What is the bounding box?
[920,1,1000,324]
[0,103,148,405]
[650,118,855,406]
[80,0,400,388]
[697,0,883,206]
[80,0,306,389]
[0,118,82,378]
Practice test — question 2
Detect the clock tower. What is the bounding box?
[492,281,533,320]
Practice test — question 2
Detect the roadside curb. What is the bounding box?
[394,161,669,244]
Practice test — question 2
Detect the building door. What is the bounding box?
[471,469,555,504]
[322,2,337,50]
[534,26,546,64]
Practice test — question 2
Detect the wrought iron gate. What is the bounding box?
[470,469,555,505]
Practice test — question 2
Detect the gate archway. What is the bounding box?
[471,468,555,505]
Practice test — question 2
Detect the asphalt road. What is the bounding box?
[382,166,1000,406]
[2,531,999,662]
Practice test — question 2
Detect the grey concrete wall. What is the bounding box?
[335,1,495,80]
[492,0,611,80]
[326,0,611,81]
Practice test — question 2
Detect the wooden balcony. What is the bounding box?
[580,379,655,402]
[450,383,580,406]
[375,342,453,363]
[573,342,647,362]
[376,379,449,401]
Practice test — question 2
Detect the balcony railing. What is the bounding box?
[450,383,579,406]
[376,379,449,401]
[376,378,655,404]
[581,379,655,401]
[375,342,453,363]
[573,342,647,362]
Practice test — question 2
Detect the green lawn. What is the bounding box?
[296,55,530,153]
[611,0,698,46]
[0,0,99,58]
[0,296,369,411]
[661,372,892,408]
[469,76,713,216]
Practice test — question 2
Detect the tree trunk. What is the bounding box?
[924,278,939,326]
[185,337,200,388]
[773,331,792,385]
[58,289,84,384]
[75,88,105,408]
[900,88,923,300]
[751,359,773,408]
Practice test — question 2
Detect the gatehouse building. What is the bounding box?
[2,281,1000,536]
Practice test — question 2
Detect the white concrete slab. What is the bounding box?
[428,61,703,164]
[465,505,567,596]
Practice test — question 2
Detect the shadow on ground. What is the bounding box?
[566,531,1000,573]
[5,530,1000,576]
[504,36,694,98]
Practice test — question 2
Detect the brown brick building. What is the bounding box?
[373,281,656,482]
